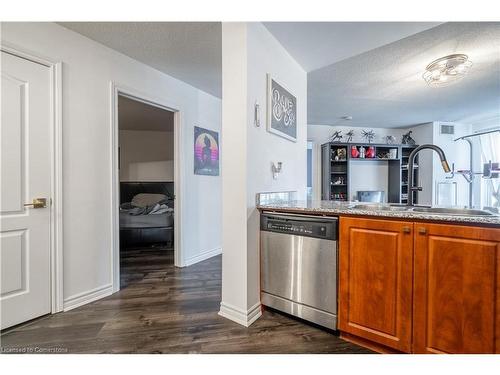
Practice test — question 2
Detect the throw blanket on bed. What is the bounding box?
[127,202,173,216]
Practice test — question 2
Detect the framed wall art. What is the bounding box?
[193,126,219,176]
[267,74,297,142]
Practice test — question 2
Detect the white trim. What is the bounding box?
[0,43,64,314]
[183,247,222,267]
[218,301,262,327]
[110,82,184,294]
[63,284,113,312]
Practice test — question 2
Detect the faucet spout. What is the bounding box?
[407,144,451,206]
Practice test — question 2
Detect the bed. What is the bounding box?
[119,182,174,248]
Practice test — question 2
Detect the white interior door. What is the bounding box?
[1,51,52,329]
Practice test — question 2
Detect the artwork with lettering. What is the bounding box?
[267,74,297,142]
[194,126,219,176]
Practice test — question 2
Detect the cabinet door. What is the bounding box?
[339,217,414,352]
[414,223,500,353]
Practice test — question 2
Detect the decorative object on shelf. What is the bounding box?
[332,176,346,185]
[332,192,347,200]
[194,126,219,176]
[366,146,376,158]
[330,130,343,142]
[359,145,366,159]
[254,101,261,127]
[389,148,398,159]
[346,130,355,142]
[423,54,473,87]
[267,74,297,142]
[385,135,396,144]
[271,161,283,180]
[402,130,416,145]
[351,145,359,158]
[377,150,390,159]
[337,148,347,160]
[361,130,375,143]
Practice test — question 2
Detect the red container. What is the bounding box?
[351,146,359,158]
[366,146,376,158]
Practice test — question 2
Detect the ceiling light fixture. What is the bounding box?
[423,54,472,87]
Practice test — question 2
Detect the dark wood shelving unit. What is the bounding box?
[321,142,418,203]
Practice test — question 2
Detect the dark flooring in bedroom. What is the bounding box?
[0,246,372,354]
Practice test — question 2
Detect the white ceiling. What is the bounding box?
[59,22,222,97]
[306,22,500,128]
[60,22,500,129]
[118,95,174,132]
[263,22,441,72]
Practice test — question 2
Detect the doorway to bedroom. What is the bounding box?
[117,94,176,289]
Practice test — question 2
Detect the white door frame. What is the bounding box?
[110,82,183,293]
[1,43,64,313]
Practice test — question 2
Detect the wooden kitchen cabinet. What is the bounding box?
[413,223,500,354]
[339,217,414,353]
[339,217,500,354]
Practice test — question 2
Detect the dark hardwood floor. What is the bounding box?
[1,247,372,354]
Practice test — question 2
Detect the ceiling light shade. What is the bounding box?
[423,54,472,87]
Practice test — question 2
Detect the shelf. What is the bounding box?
[350,158,399,161]
[322,141,419,205]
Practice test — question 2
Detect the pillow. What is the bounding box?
[131,193,167,208]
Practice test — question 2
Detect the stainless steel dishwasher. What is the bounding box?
[260,212,338,330]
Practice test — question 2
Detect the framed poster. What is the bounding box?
[194,126,219,176]
[267,74,297,142]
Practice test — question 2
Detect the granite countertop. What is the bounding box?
[257,200,500,227]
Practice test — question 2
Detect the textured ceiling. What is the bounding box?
[59,22,222,97]
[263,22,440,72]
[307,22,500,128]
[118,95,174,132]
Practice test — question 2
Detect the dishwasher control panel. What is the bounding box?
[261,212,337,240]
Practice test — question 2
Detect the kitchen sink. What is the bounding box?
[411,207,495,216]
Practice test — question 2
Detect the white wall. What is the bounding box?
[220,22,307,326]
[1,22,222,306]
[349,161,389,202]
[246,22,308,308]
[409,122,472,207]
[409,122,434,205]
[119,130,174,182]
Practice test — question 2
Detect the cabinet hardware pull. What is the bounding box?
[418,227,427,235]
[402,226,411,233]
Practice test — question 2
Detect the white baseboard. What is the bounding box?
[218,301,262,327]
[63,284,113,312]
[183,247,222,267]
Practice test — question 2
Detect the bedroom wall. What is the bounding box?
[1,22,222,308]
[119,130,174,182]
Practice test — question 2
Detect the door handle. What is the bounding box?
[24,198,47,209]
[418,227,427,235]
